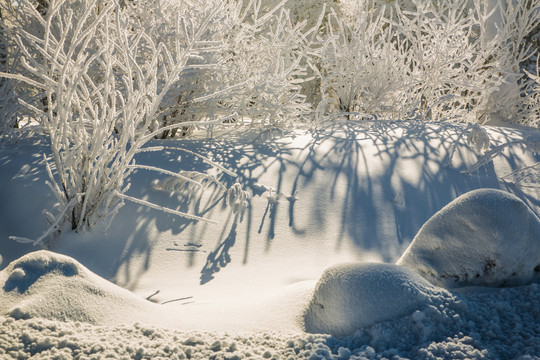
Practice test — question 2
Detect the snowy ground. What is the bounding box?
[1,121,540,359]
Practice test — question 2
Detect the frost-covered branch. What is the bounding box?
[2,0,239,245]
[315,0,540,126]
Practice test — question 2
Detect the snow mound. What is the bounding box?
[398,189,540,288]
[303,262,450,337]
[0,250,161,325]
[3,284,540,359]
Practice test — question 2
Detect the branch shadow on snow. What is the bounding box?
[199,211,244,285]
[320,122,537,260]
[4,123,538,291]
[152,121,539,283]
[0,138,58,268]
[73,123,540,288]
[94,131,296,288]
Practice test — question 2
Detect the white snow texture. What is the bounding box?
[398,188,540,288]
[0,251,161,325]
[1,124,540,359]
[303,262,452,337]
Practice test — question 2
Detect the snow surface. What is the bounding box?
[398,188,540,288]
[1,122,540,359]
[303,263,452,337]
[0,250,163,326]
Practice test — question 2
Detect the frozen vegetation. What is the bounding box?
[0,0,539,359]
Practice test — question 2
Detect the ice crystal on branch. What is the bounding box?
[467,124,491,153]
[227,183,251,215]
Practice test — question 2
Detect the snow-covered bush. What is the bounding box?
[1,0,239,245]
[206,0,313,128]
[245,0,342,29]
[317,3,414,120]
[523,56,540,128]
[476,0,540,125]
[121,0,239,138]
[0,1,46,137]
[317,0,540,125]
[127,0,314,137]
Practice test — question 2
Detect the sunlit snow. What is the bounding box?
[1,122,540,359]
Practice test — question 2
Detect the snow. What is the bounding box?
[0,250,162,326]
[303,263,451,337]
[397,188,540,288]
[1,121,540,359]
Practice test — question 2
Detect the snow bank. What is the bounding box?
[3,282,540,359]
[0,251,161,326]
[303,262,452,337]
[1,124,540,359]
[0,317,336,360]
[398,189,540,288]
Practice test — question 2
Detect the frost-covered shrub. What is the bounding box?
[122,0,240,138]
[0,1,46,137]
[204,0,313,128]
[128,0,314,136]
[2,0,240,245]
[317,0,540,126]
[242,0,342,31]
[317,4,414,120]
[476,0,540,125]
[523,57,540,128]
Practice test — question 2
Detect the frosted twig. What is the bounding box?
[115,192,217,224]
[161,296,194,305]
[127,165,203,188]
[9,196,79,247]
[227,183,251,215]
[157,146,237,178]
[463,141,520,174]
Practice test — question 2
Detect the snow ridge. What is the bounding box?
[2,282,540,360]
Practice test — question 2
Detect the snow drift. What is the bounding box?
[304,188,540,338]
[1,123,540,358]
[398,188,540,288]
[0,250,161,325]
[303,262,452,337]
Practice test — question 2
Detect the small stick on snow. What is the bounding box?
[161,296,194,305]
[165,248,206,253]
[146,290,160,302]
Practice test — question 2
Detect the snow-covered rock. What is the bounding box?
[0,250,161,325]
[303,262,449,337]
[398,189,540,288]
